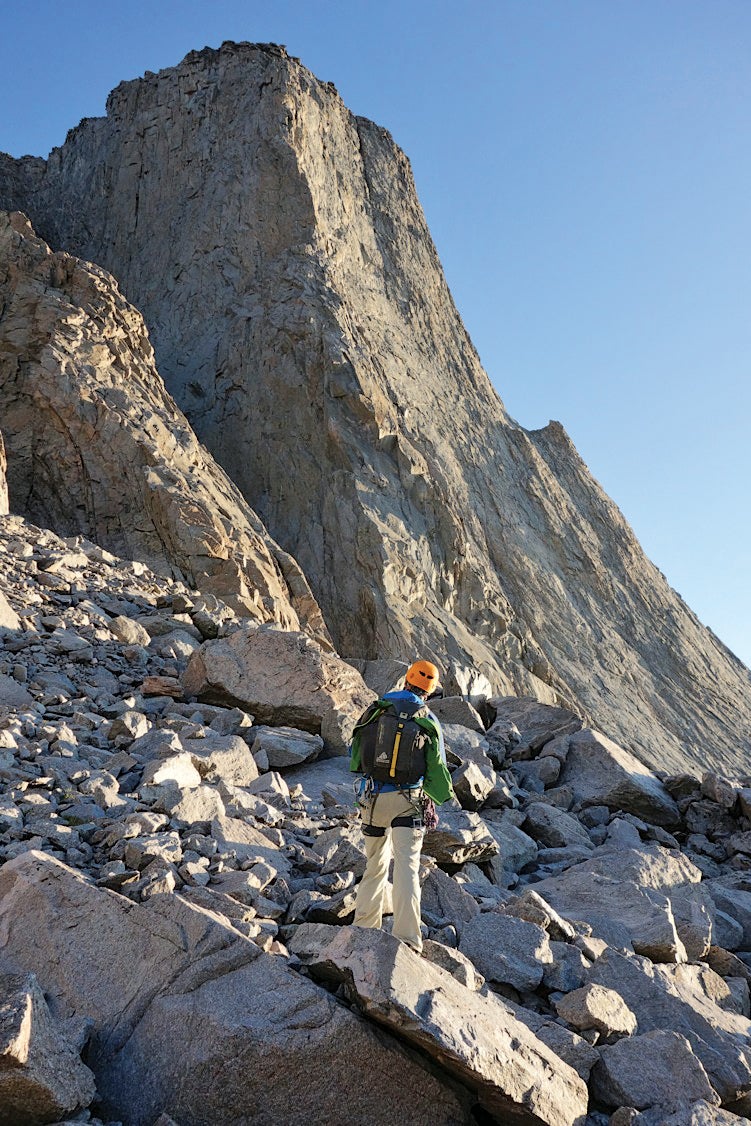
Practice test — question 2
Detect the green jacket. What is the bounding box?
[349,693,454,805]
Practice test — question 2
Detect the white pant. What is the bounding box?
[353,788,424,952]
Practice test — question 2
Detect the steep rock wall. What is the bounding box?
[1,43,749,773]
[0,210,329,643]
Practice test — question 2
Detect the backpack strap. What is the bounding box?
[352,698,392,734]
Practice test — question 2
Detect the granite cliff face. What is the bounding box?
[0,210,328,642]
[1,42,749,773]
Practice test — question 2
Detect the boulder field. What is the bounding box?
[0,515,751,1125]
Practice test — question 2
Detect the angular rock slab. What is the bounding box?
[458,911,553,991]
[554,983,637,1037]
[590,1029,718,1112]
[634,1104,749,1126]
[183,625,375,753]
[249,724,323,769]
[290,923,589,1126]
[452,757,496,810]
[559,729,681,828]
[523,801,593,851]
[422,808,499,866]
[0,672,33,709]
[0,971,96,1126]
[181,732,259,787]
[0,588,19,632]
[586,947,751,1104]
[534,850,690,963]
[487,698,583,758]
[0,853,467,1126]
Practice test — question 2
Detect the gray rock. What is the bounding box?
[182,732,259,787]
[140,752,201,790]
[249,724,323,769]
[420,939,485,989]
[701,772,739,810]
[183,625,374,753]
[586,947,751,1103]
[109,616,151,647]
[0,672,33,709]
[0,852,464,1125]
[634,1103,749,1126]
[458,911,553,991]
[422,808,499,866]
[0,971,96,1124]
[591,1029,718,1111]
[442,723,492,763]
[543,941,591,992]
[669,883,715,961]
[290,922,588,1125]
[210,815,290,873]
[483,810,538,881]
[420,865,481,927]
[452,758,495,810]
[506,1002,601,1082]
[487,698,583,759]
[559,729,681,828]
[534,854,689,963]
[523,801,593,850]
[346,658,408,698]
[514,756,562,790]
[0,587,19,631]
[429,696,485,732]
[503,888,577,941]
[156,783,225,825]
[704,879,751,949]
[554,983,637,1037]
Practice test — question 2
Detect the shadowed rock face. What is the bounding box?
[0,211,329,644]
[0,430,8,515]
[1,42,750,773]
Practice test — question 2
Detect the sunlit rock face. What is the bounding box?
[0,210,328,642]
[2,42,750,774]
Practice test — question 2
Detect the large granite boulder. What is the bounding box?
[290,923,589,1126]
[590,1028,718,1114]
[458,912,554,991]
[523,801,594,850]
[0,852,468,1126]
[533,853,689,963]
[0,971,96,1125]
[183,625,375,753]
[486,698,583,759]
[558,729,681,827]
[422,807,499,866]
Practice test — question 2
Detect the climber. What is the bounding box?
[349,659,454,953]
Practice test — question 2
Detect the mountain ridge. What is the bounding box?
[1,41,749,775]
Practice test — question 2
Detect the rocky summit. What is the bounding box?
[1,37,751,1126]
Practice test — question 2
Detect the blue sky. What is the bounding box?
[3,0,750,667]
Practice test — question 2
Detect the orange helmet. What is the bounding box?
[405,660,440,695]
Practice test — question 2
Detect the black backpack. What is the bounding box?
[354,698,432,786]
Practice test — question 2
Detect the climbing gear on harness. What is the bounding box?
[421,795,438,831]
[354,698,432,786]
[405,660,439,695]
